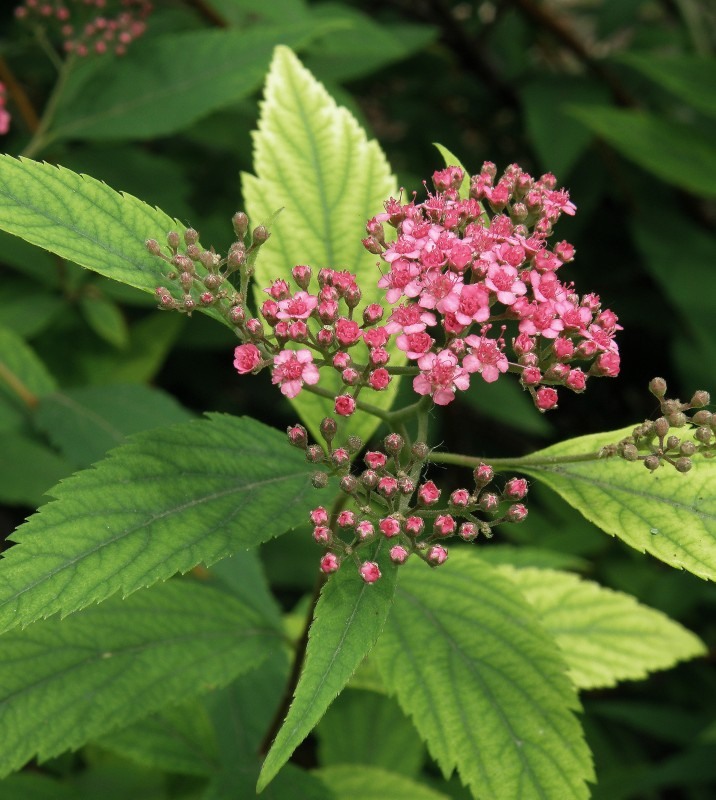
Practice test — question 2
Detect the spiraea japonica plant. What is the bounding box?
[0,38,714,800]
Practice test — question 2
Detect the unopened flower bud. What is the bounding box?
[317,328,335,347]
[473,463,494,486]
[666,435,680,450]
[384,433,404,455]
[379,517,401,537]
[313,525,331,544]
[690,390,710,408]
[245,318,263,337]
[320,417,337,443]
[505,503,528,523]
[356,520,375,540]
[405,516,424,536]
[695,426,712,444]
[312,472,329,489]
[340,474,358,494]
[411,441,429,460]
[287,424,308,449]
[654,417,670,438]
[434,514,456,536]
[693,410,713,426]
[398,476,415,495]
[335,394,357,417]
[306,445,324,463]
[378,476,399,498]
[344,286,361,308]
[675,457,692,474]
[621,443,639,461]
[390,545,409,564]
[146,238,162,256]
[183,228,199,246]
[292,264,312,289]
[363,303,384,324]
[251,225,270,246]
[166,231,180,250]
[361,469,379,490]
[359,561,382,583]
[480,492,500,512]
[232,212,249,239]
[458,522,478,541]
[418,480,441,506]
[320,553,340,574]
[643,455,660,472]
[331,448,351,468]
[680,441,696,456]
[450,489,471,507]
[229,305,245,324]
[337,510,356,528]
[310,506,329,525]
[649,377,667,398]
[427,545,448,566]
[668,412,688,428]
[341,368,361,386]
[183,296,196,311]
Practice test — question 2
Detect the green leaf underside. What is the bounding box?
[257,539,398,791]
[520,426,716,580]
[0,579,277,777]
[374,552,593,800]
[0,414,315,636]
[35,383,194,468]
[0,156,215,311]
[567,106,716,197]
[50,25,329,142]
[497,566,705,690]
[315,765,450,800]
[243,46,401,444]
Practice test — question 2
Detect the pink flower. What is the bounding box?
[276,291,318,320]
[485,263,527,306]
[418,270,463,314]
[272,349,320,398]
[365,451,387,469]
[535,387,559,411]
[363,326,391,348]
[368,368,391,391]
[233,343,262,374]
[310,507,329,525]
[335,394,357,416]
[360,561,382,583]
[385,303,436,335]
[592,352,620,377]
[463,333,508,383]
[453,283,491,326]
[413,350,470,405]
[519,301,564,339]
[396,331,434,360]
[335,318,362,346]
[378,258,422,303]
[566,368,587,391]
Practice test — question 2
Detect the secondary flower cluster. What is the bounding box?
[15,0,152,57]
[361,163,621,411]
[0,83,10,136]
[607,378,714,473]
[288,421,529,583]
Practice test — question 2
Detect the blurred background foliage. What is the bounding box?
[0,0,715,797]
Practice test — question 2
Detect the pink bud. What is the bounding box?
[337,510,356,528]
[506,503,529,522]
[365,451,387,470]
[405,516,425,536]
[320,553,340,573]
[553,337,575,360]
[418,480,441,506]
[317,327,335,347]
[331,448,350,468]
[536,387,559,411]
[288,321,308,341]
[356,520,375,540]
[359,561,382,583]
[378,476,399,498]
[292,264,312,289]
[333,351,351,369]
[504,477,528,500]
[313,525,331,544]
[458,522,479,541]
[450,489,471,507]
[473,463,494,485]
[434,514,456,536]
[521,366,542,386]
[390,545,409,564]
[245,318,263,336]
[363,303,384,324]
[335,318,361,346]
[480,492,500,512]
[335,394,357,417]
[566,368,586,392]
[379,517,401,537]
[233,343,262,374]
[369,347,390,366]
[368,368,391,391]
[287,425,308,449]
[341,368,361,385]
[310,506,329,525]
[427,545,448,566]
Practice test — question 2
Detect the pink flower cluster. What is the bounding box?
[15,0,152,57]
[363,163,621,410]
[0,83,10,136]
[296,426,529,583]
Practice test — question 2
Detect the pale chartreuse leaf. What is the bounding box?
[315,765,450,800]
[242,46,400,444]
[316,689,424,776]
[48,25,327,143]
[257,539,397,791]
[0,579,277,778]
[497,565,705,689]
[0,414,315,636]
[96,697,219,777]
[0,156,203,303]
[519,426,716,580]
[567,106,716,197]
[374,551,593,800]
[616,53,716,119]
[35,383,194,468]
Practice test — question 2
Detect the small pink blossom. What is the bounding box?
[396,331,434,360]
[368,368,391,390]
[333,351,350,369]
[365,451,387,470]
[385,303,437,335]
[485,263,527,306]
[418,480,441,506]
[566,368,587,391]
[369,347,390,366]
[233,343,262,374]
[310,507,329,525]
[427,545,448,566]
[592,351,621,377]
[363,326,391,348]
[519,301,564,339]
[453,282,491,326]
[450,489,471,507]
[535,387,559,411]
[378,475,399,498]
[276,291,318,320]
[418,270,463,314]
[413,350,470,405]
[360,561,382,583]
[335,318,362,346]
[506,503,529,522]
[463,333,508,383]
[272,349,320,398]
[313,526,331,544]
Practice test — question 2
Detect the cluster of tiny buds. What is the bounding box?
[148,213,270,327]
[288,422,529,582]
[15,0,152,57]
[604,378,714,473]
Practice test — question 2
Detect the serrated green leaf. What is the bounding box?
[243,46,401,444]
[316,689,424,776]
[374,551,594,800]
[616,53,716,119]
[79,293,129,349]
[48,26,328,143]
[315,765,449,800]
[0,579,278,777]
[35,383,194,468]
[0,414,315,635]
[0,156,202,304]
[474,544,588,572]
[567,106,716,197]
[519,426,716,580]
[96,697,219,777]
[258,540,397,791]
[0,433,73,507]
[496,566,705,689]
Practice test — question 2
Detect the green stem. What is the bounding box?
[428,448,609,471]
[20,55,75,159]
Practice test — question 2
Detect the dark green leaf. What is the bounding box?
[0,433,73,507]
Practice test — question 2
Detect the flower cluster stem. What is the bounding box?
[428,449,608,471]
